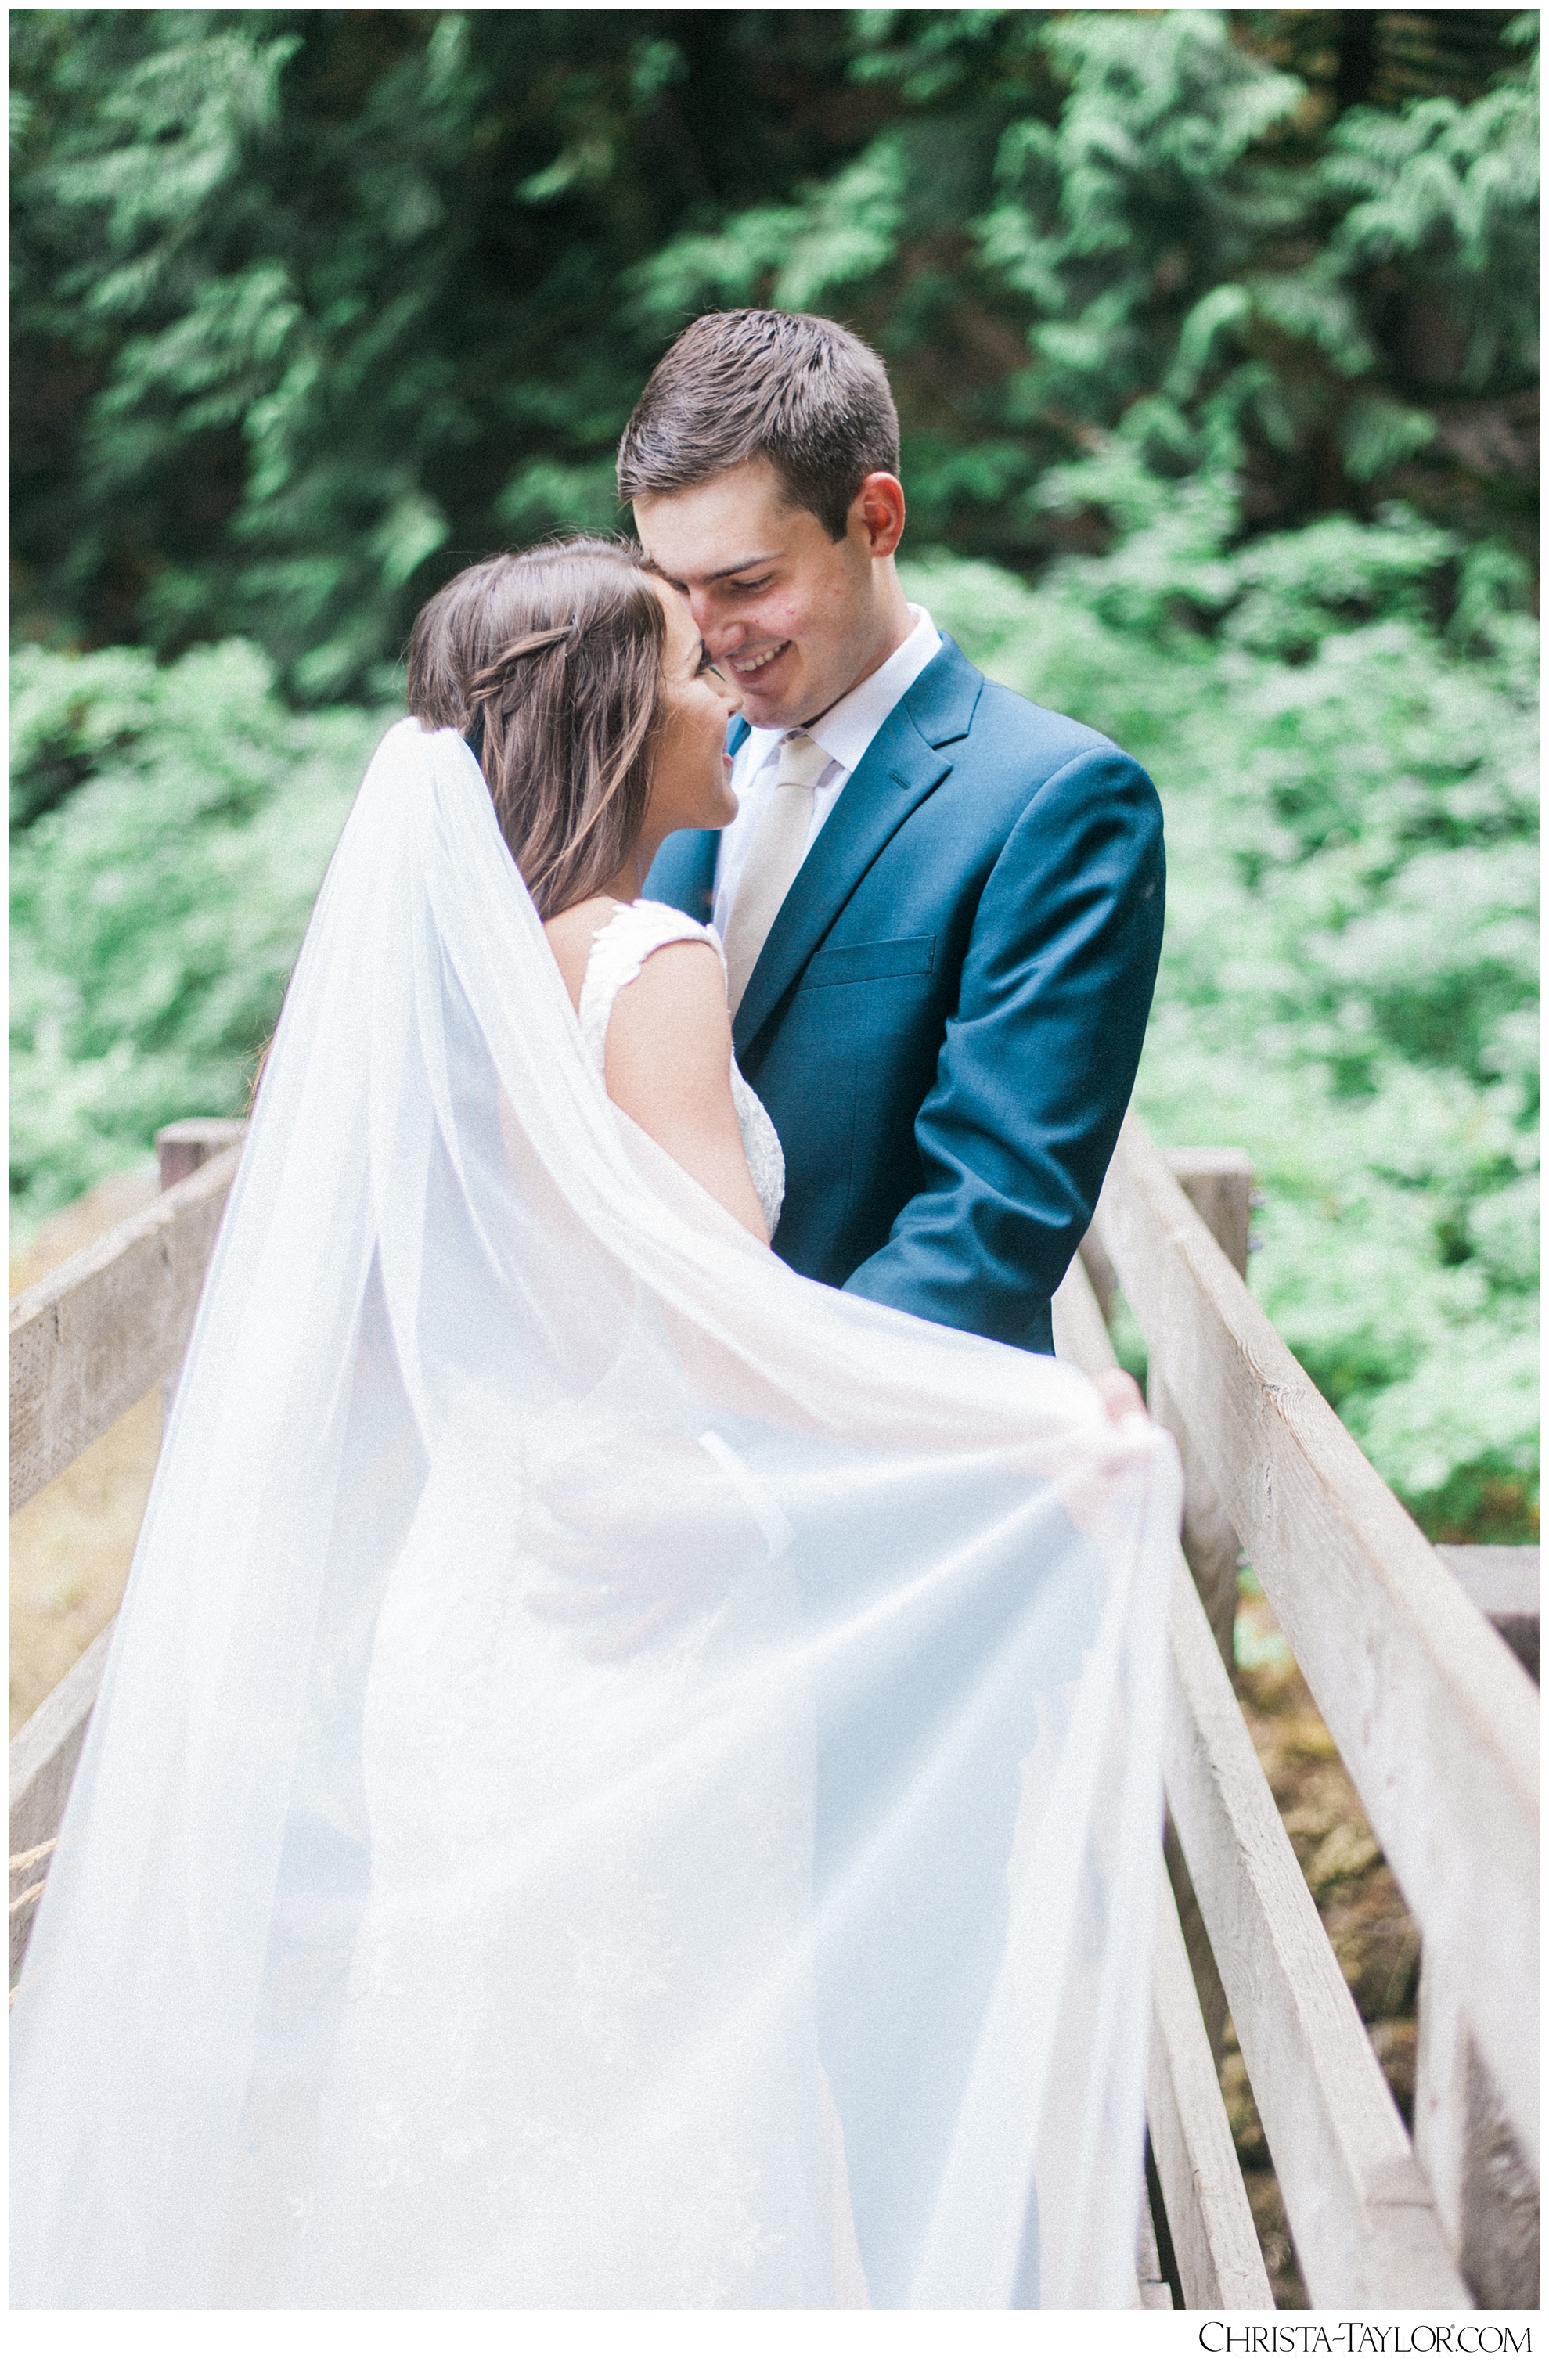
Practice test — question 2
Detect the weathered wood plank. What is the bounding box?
[1077,1226,1118,1327]
[9,1139,243,1514]
[1165,1536,1467,2306]
[1148,1852,1274,2310]
[1091,1112,1539,2178]
[1053,1251,1467,2310]
[1057,1251,1237,2078]
[155,1117,247,1193]
[1151,1369,1241,1674]
[1435,1546,1540,1684]
[1083,1146,1251,1334]
[1161,1147,1253,1283]
[1136,2172,1176,2309]
[1156,1152,1252,1673]
[1414,1961,1541,2310]
[9,1621,114,1980]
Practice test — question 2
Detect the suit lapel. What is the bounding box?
[733,638,983,1057]
[642,827,717,921]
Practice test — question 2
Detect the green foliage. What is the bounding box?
[9,12,1539,1537]
[11,8,881,690]
[9,641,389,1217]
[11,452,1536,1528]
[1322,25,1540,396]
[12,10,1538,692]
[625,7,1539,567]
[900,468,1537,1539]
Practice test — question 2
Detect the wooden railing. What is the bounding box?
[8,1114,1540,2310]
[9,1122,244,1905]
[1054,1116,1539,2312]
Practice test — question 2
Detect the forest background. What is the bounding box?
[10,6,1540,1543]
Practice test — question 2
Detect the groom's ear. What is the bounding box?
[851,473,906,561]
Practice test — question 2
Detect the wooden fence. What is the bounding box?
[9,1115,1540,2309]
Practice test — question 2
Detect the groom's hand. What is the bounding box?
[522,1431,770,1661]
[1094,1366,1146,1427]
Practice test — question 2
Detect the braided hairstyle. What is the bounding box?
[406,538,668,920]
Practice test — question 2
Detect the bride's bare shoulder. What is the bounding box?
[544,895,625,1011]
[545,897,724,1026]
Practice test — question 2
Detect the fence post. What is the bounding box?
[155,1118,247,1194]
[1415,1963,1540,2306]
[153,1121,246,1424]
[1094,1110,1538,2301]
[1154,1148,1253,1674]
[1147,1150,1253,2074]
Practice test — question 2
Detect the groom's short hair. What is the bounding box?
[617,310,900,542]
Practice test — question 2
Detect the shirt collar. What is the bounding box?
[740,605,942,776]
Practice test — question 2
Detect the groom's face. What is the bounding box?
[633,457,904,730]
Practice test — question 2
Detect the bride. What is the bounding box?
[10,538,1178,2312]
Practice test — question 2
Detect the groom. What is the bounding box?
[625,309,1164,1363]
[623,311,1163,2303]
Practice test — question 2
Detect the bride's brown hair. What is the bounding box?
[407,538,668,920]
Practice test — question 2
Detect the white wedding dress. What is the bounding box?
[11,722,1179,2311]
[276,1395,835,2307]
[272,912,823,2307]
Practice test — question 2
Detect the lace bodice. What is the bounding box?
[578,900,784,1239]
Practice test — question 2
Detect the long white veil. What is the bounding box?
[10,721,1179,2310]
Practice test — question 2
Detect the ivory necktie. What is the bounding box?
[721,731,831,1016]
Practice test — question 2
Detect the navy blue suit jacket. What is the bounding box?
[643,635,1164,1357]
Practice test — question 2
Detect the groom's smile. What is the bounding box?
[633,456,913,731]
[722,635,792,697]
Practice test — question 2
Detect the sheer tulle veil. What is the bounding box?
[10,719,1180,2310]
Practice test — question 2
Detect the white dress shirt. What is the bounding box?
[711,605,942,938]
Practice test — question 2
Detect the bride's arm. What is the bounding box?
[605,949,1142,1423]
[603,940,770,1247]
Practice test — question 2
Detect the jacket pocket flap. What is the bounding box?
[802,935,936,990]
